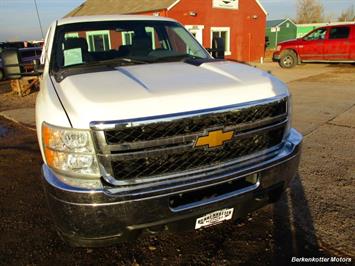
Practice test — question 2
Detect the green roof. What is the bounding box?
[267,19,285,28]
[267,18,296,28]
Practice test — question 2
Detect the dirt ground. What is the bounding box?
[0,81,38,112]
[0,64,354,265]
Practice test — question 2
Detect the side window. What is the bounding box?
[304,28,327,41]
[329,27,350,40]
[166,27,187,53]
[166,26,206,58]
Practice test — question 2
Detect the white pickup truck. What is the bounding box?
[33,15,302,247]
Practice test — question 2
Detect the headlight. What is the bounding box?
[42,122,100,178]
[276,45,282,51]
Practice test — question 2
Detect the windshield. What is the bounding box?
[51,20,211,71]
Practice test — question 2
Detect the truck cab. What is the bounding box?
[33,15,302,247]
[273,23,355,68]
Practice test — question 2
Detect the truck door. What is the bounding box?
[299,28,327,60]
[324,26,351,60]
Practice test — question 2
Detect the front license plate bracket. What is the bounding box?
[195,208,234,229]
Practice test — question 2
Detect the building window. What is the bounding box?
[212,0,239,10]
[211,27,231,55]
[122,28,156,49]
[122,31,135,45]
[86,30,111,52]
[185,25,204,44]
[145,27,157,49]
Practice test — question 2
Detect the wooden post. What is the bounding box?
[10,76,39,97]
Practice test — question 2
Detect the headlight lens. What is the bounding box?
[42,123,99,178]
[276,45,282,51]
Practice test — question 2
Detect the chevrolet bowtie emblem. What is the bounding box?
[195,130,234,149]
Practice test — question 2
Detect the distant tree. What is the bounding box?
[296,0,325,23]
[324,13,334,23]
[338,5,355,22]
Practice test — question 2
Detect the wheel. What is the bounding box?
[279,51,297,68]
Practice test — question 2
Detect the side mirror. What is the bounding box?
[1,48,22,80]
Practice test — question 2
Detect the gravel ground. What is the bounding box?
[0,64,354,265]
[287,66,355,258]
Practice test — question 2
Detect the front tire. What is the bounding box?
[279,51,297,68]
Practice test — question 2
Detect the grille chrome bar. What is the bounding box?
[90,94,288,130]
[94,114,287,153]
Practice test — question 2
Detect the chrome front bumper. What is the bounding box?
[42,129,302,247]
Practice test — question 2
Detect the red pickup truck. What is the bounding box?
[273,23,355,68]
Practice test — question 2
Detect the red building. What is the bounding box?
[66,0,267,62]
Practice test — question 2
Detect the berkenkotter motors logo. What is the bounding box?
[291,257,352,263]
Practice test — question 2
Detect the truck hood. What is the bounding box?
[52,61,288,129]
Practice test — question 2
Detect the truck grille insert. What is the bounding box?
[92,97,288,182]
[110,127,285,180]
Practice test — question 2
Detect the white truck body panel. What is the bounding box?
[53,61,287,128]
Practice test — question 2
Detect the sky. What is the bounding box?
[0,0,354,41]
[260,0,355,20]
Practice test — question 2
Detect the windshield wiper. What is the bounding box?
[86,57,149,67]
[152,54,203,62]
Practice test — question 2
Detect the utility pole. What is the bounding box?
[33,0,44,39]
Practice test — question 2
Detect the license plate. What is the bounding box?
[195,208,234,229]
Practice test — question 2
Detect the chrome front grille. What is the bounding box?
[91,96,288,184]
